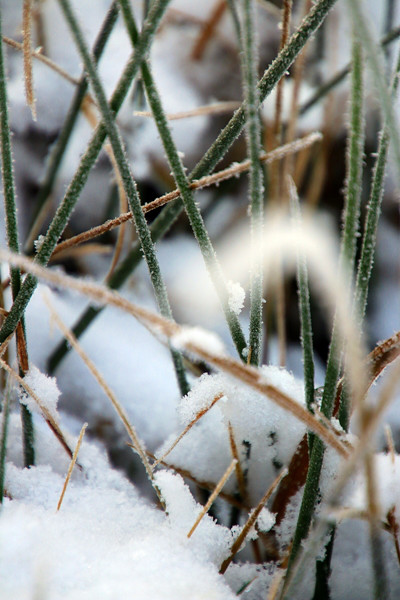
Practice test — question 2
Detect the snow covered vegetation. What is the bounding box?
[0,0,400,598]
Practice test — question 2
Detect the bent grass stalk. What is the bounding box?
[0,247,355,458]
[43,293,159,499]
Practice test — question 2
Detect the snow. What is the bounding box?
[0,415,236,600]
[20,366,61,423]
[158,367,307,503]
[23,284,181,452]
[256,507,276,533]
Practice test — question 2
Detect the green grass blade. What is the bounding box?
[0,388,11,503]
[299,25,400,117]
[118,0,247,359]
[240,0,264,366]
[0,12,34,467]
[338,37,365,430]
[286,32,366,579]
[347,0,400,181]
[355,47,400,323]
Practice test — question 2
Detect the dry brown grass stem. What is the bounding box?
[274,0,293,145]
[104,146,128,281]
[0,356,74,460]
[219,467,288,574]
[326,506,371,522]
[268,570,285,600]
[3,37,80,87]
[22,0,36,119]
[384,425,395,464]
[322,356,400,519]
[43,292,156,489]
[0,248,351,458]
[51,243,112,261]
[152,392,224,470]
[282,0,313,179]
[388,508,400,566]
[191,0,227,60]
[133,100,241,121]
[228,421,248,504]
[57,422,87,511]
[187,458,237,538]
[334,330,400,416]
[51,133,321,256]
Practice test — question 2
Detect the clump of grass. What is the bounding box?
[0,0,400,598]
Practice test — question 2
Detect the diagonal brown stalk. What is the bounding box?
[219,468,288,574]
[22,0,36,119]
[50,133,321,258]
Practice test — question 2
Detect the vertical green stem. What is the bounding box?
[286,32,365,579]
[338,37,364,430]
[240,0,264,365]
[355,46,400,323]
[118,0,247,359]
[0,389,10,503]
[347,0,400,180]
[0,11,34,466]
